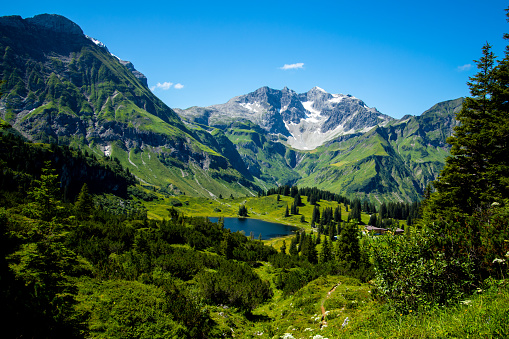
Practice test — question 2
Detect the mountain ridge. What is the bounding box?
[176,86,393,151]
[0,13,463,203]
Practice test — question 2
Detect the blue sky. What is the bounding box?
[2,1,509,118]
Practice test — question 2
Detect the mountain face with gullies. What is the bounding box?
[0,14,259,198]
[177,86,463,203]
[0,14,463,203]
[176,86,393,150]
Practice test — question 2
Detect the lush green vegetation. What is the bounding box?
[2,10,509,339]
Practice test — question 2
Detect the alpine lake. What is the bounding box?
[207,217,300,240]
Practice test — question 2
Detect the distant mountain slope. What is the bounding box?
[176,86,393,150]
[0,14,463,203]
[295,98,463,203]
[179,87,463,203]
[0,14,260,198]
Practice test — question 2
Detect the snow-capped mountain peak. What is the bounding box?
[176,86,394,150]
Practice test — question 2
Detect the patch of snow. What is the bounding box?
[86,35,106,48]
[280,105,289,113]
[104,145,111,157]
[240,102,263,113]
[329,94,343,104]
[301,101,323,123]
[314,86,327,93]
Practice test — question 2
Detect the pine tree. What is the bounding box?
[320,237,332,263]
[25,161,61,222]
[432,41,509,213]
[306,235,318,264]
[336,222,361,270]
[75,183,94,220]
[280,240,287,254]
[334,205,341,222]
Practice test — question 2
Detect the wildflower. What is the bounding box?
[342,316,350,329]
[304,328,314,332]
[409,310,413,313]
[493,258,506,264]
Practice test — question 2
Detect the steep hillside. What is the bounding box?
[0,14,260,198]
[296,98,463,203]
[0,14,463,203]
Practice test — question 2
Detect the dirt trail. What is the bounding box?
[320,282,341,328]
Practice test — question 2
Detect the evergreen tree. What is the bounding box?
[290,185,299,197]
[24,162,61,222]
[336,222,361,270]
[320,237,332,263]
[238,204,248,217]
[74,183,94,220]
[280,240,287,254]
[306,235,318,264]
[432,41,509,213]
[289,238,298,256]
[334,205,341,222]
[368,213,377,226]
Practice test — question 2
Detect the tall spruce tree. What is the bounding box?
[432,40,509,213]
[336,222,361,270]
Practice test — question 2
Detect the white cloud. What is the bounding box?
[153,81,173,90]
[280,62,304,70]
[150,81,185,91]
[457,64,473,72]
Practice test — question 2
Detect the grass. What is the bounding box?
[139,193,509,339]
[204,270,509,338]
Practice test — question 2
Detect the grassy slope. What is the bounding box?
[213,273,509,338]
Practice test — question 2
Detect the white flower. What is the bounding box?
[342,316,350,329]
[493,258,506,264]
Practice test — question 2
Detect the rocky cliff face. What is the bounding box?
[177,86,393,150]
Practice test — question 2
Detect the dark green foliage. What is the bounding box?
[0,152,282,336]
[75,183,94,219]
[348,199,362,223]
[128,186,158,202]
[238,204,248,217]
[373,14,509,312]
[169,198,183,207]
[432,41,509,213]
[336,222,361,270]
[319,237,332,263]
[196,259,273,312]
